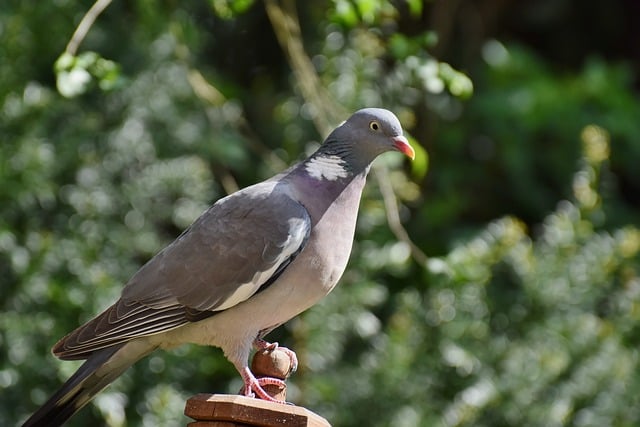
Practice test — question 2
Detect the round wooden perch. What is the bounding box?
[184,348,331,426]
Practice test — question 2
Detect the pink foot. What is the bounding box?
[240,366,286,403]
[253,338,298,373]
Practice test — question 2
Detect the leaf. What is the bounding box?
[56,68,92,98]
[53,51,123,97]
[331,0,358,26]
[409,135,428,180]
[210,0,255,19]
[407,0,423,17]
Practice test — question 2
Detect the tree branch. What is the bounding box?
[264,0,346,134]
[373,164,429,265]
[65,0,113,55]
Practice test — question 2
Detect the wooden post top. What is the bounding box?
[184,393,331,427]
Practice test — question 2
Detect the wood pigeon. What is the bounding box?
[22,108,415,426]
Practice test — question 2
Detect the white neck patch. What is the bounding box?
[305,155,349,181]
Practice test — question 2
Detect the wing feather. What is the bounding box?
[54,181,311,359]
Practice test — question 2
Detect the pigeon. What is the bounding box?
[22,108,415,426]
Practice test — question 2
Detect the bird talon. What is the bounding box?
[253,338,278,351]
[278,346,298,373]
[240,367,286,403]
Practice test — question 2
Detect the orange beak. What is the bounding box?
[392,135,415,160]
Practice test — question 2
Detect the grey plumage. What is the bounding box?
[22,108,414,426]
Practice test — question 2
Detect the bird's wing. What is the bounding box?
[54,182,311,359]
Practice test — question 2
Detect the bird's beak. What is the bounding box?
[392,135,415,160]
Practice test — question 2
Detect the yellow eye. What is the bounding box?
[369,121,380,131]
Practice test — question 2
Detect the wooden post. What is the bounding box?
[184,394,331,427]
[184,348,331,426]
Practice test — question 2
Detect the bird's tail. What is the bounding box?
[22,340,156,427]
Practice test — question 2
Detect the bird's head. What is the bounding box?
[321,108,415,171]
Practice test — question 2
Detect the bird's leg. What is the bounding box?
[240,366,286,403]
[252,338,298,373]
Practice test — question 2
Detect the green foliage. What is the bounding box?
[330,0,397,26]
[1,1,639,426]
[210,0,255,19]
[55,52,124,98]
[419,42,640,255]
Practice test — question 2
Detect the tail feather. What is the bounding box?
[22,341,155,427]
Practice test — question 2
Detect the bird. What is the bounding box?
[22,108,415,426]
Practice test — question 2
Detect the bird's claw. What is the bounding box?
[240,367,286,403]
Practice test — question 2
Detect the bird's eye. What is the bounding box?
[369,121,380,131]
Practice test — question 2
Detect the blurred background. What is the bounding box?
[2,0,640,426]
